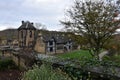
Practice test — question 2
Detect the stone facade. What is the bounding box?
[18,21,36,49]
[18,21,73,54]
[1,40,7,45]
[34,31,73,54]
[34,34,46,53]
[12,39,19,47]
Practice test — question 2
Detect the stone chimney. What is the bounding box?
[31,22,33,25]
[22,21,24,24]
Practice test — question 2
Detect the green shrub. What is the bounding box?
[0,58,17,70]
[22,64,71,80]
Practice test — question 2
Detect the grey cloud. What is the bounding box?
[0,0,72,30]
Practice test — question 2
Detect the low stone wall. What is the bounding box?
[11,51,36,69]
[1,49,36,69]
[37,57,120,80]
[11,54,26,68]
[60,65,120,80]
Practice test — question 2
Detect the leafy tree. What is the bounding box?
[71,34,88,49]
[61,0,120,59]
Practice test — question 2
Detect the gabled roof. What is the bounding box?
[18,21,36,30]
[38,30,72,44]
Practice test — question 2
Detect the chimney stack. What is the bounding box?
[31,22,33,25]
[22,21,24,24]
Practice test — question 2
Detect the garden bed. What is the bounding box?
[0,57,24,80]
[0,70,23,80]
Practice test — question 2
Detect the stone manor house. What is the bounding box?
[0,21,76,68]
[18,21,74,54]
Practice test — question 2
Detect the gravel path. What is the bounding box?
[37,54,55,59]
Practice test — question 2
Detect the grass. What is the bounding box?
[56,50,93,60]
[0,51,2,56]
[56,49,120,67]
[103,55,120,63]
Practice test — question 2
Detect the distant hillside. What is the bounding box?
[0,29,74,40]
[0,29,18,40]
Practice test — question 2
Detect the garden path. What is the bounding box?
[99,51,109,61]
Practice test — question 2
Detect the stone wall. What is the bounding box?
[37,57,120,80]
[26,30,35,47]
[2,50,35,69]
[34,37,45,53]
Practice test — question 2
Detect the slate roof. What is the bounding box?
[18,21,36,30]
[39,30,72,44]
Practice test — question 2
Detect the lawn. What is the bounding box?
[103,54,120,64]
[56,49,120,67]
[0,51,2,56]
[57,50,93,60]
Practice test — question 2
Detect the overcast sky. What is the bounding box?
[0,0,118,31]
[0,0,73,31]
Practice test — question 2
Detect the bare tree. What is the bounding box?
[61,0,120,59]
[34,23,47,39]
[34,23,47,30]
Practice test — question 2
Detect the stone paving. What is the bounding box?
[37,54,55,59]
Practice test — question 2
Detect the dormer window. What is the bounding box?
[49,41,53,45]
[30,30,32,38]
